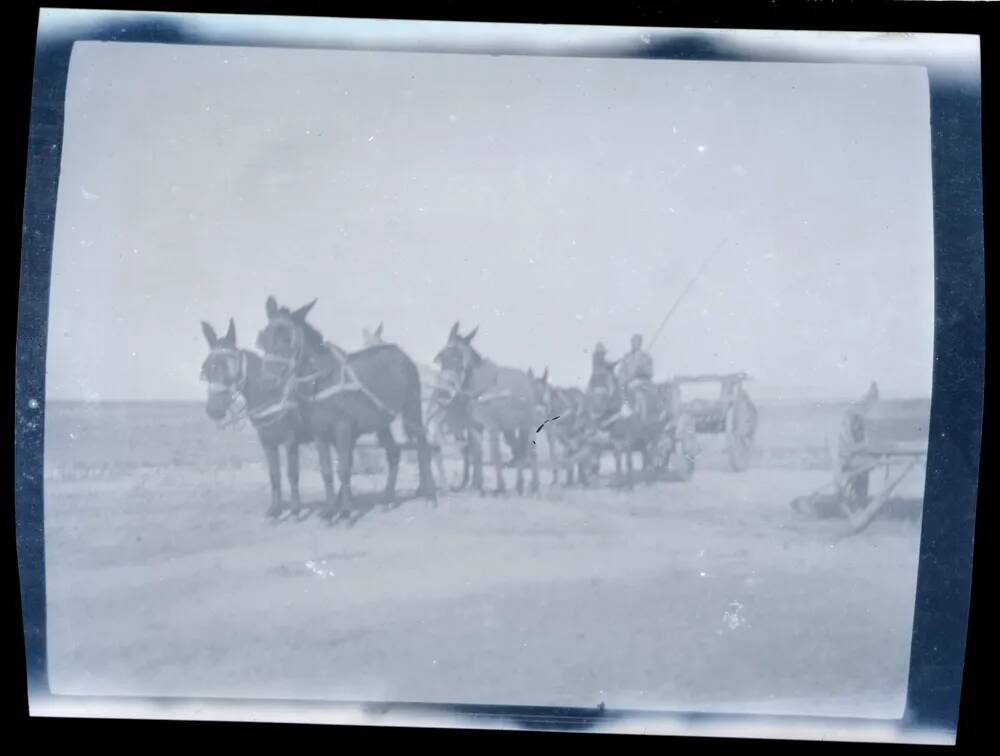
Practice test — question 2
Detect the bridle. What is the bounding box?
[434,339,515,411]
[258,316,305,385]
[201,347,250,428]
[437,339,473,395]
[428,340,475,416]
[202,344,301,430]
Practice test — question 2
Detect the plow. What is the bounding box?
[790,383,930,535]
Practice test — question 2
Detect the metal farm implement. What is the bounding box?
[672,372,758,472]
[790,387,930,535]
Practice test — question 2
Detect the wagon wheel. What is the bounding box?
[725,390,757,472]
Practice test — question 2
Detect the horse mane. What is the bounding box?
[276,306,326,351]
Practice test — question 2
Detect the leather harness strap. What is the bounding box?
[304,343,395,416]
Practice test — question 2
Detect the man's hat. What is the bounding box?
[595,341,607,353]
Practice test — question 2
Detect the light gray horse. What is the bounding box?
[433,322,540,495]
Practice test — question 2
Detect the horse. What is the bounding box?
[256,297,436,518]
[433,322,540,495]
[425,382,479,490]
[527,367,588,486]
[581,360,668,489]
[361,321,472,491]
[199,319,311,518]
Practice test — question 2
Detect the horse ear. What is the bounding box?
[224,318,236,346]
[375,322,383,337]
[449,321,460,340]
[542,367,549,383]
[266,296,278,320]
[292,298,317,322]
[201,321,218,347]
[527,367,535,379]
[464,326,479,343]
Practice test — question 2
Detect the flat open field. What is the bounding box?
[40,400,924,718]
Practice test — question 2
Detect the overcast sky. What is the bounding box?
[46,41,934,402]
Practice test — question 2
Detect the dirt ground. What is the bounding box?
[40,401,923,719]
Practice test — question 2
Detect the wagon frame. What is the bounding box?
[671,372,758,472]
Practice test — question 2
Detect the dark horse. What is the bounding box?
[363,321,472,491]
[527,367,589,486]
[582,362,668,489]
[433,322,540,495]
[256,297,436,518]
[200,319,311,517]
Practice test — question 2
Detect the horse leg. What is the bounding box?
[613,445,624,488]
[641,443,652,482]
[429,424,448,492]
[425,417,444,485]
[529,429,540,494]
[286,442,302,514]
[490,429,506,495]
[334,422,357,514]
[456,442,468,489]
[578,449,591,487]
[316,440,337,519]
[548,434,560,485]
[264,443,283,518]
[625,444,635,490]
[469,428,485,495]
[514,429,525,495]
[377,426,401,508]
[453,440,471,492]
[503,429,520,468]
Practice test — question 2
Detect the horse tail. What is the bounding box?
[400,357,436,501]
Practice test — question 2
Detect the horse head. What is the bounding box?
[200,318,245,421]
[256,295,321,382]
[527,366,554,414]
[433,321,482,392]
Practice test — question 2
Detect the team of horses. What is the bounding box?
[200,296,688,519]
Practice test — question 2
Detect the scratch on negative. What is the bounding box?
[536,416,560,434]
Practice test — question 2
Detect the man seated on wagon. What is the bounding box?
[590,341,616,382]
[617,333,654,388]
[615,333,658,421]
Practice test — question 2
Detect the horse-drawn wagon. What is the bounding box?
[671,372,758,471]
[790,383,930,535]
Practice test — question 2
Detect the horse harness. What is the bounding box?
[296,342,395,417]
[204,347,297,430]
